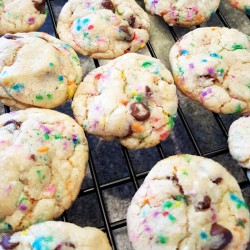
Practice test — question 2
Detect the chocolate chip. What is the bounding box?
[119,26,134,41]
[4,34,22,40]
[196,196,211,211]
[130,102,150,121]
[199,75,216,82]
[101,0,115,12]
[210,223,233,250]
[4,120,20,129]
[212,178,223,184]
[145,86,152,97]
[0,234,19,249]
[30,154,36,161]
[33,0,46,12]
[128,15,136,28]
[55,242,75,250]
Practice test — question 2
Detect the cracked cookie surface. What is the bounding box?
[228,116,250,169]
[0,0,47,36]
[0,221,111,250]
[144,0,219,27]
[228,0,250,14]
[0,108,89,232]
[72,53,178,149]
[127,154,250,250]
[169,27,250,114]
[0,32,82,109]
[57,0,150,59]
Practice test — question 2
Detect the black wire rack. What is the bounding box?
[2,1,250,249]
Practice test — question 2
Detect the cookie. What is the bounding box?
[169,27,250,114]
[0,32,82,109]
[57,0,150,59]
[72,53,178,149]
[228,0,250,15]
[228,116,250,169]
[127,154,250,250]
[144,0,219,27]
[0,221,111,250]
[0,0,47,36]
[0,108,89,232]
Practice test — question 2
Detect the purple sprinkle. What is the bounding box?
[144,226,151,233]
[28,17,35,24]
[19,204,27,211]
[152,0,158,5]
[92,120,99,128]
[201,91,207,98]
[207,88,212,93]
[189,63,194,69]
[40,124,51,134]
[153,211,160,217]
[207,68,215,74]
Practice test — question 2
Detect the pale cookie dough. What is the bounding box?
[169,27,250,114]
[127,154,250,250]
[0,221,111,250]
[228,0,250,15]
[72,53,178,149]
[0,108,89,232]
[144,0,220,27]
[0,0,47,36]
[57,0,150,59]
[0,32,82,109]
[228,116,250,169]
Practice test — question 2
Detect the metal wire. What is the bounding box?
[2,1,250,249]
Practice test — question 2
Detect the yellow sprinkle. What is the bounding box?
[21,230,28,235]
[131,90,137,97]
[120,71,125,79]
[67,82,76,99]
[165,115,170,123]
[175,201,181,207]
[100,117,106,126]
[140,43,146,49]
[37,146,49,153]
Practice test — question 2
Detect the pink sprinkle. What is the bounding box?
[63,141,69,150]
[153,211,160,217]
[0,140,6,144]
[5,185,12,194]
[19,204,27,211]
[144,226,151,233]
[46,184,56,194]
[28,17,35,24]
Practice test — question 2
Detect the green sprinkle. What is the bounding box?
[174,195,187,203]
[237,220,245,228]
[232,44,244,50]
[0,1,3,6]
[47,94,53,100]
[71,56,79,63]
[168,214,176,222]
[18,197,27,204]
[190,43,195,47]
[3,223,12,231]
[142,61,153,68]
[135,95,143,102]
[163,201,173,209]
[168,116,175,129]
[36,170,45,180]
[157,235,168,244]
[246,83,250,89]
[54,134,63,140]
[235,104,242,113]
[182,155,191,163]
[36,95,43,100]
[217,69,224,76]
[43,133,50,140]
[178,67,184,76]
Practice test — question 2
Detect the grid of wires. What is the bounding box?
[3,1,250,249]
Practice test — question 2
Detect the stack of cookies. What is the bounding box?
[0,0,249,249]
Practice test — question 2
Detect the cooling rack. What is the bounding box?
[2,0,250,249]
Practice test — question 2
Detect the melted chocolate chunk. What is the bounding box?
[33,0,46,12]
[4,120,20,129]
[55,242,75,250]
[128,15,136,28]
[212,178,223,184]
[0,234,19,249]
[145,86,152,97]
[4,34,21,40]
[130,102,150,121]
[196,195,211,211]
[30,154,36,161]
[210,223,233,250]
[101,0,115,12]
[119,26,134,41]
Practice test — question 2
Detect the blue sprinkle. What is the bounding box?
[210,53,221,59]
[77,25,82,31]
[200,232,208,239]
[201,59,207,63]
[82,18,89,25]
[181,50,189,55]
[77,18,81,24]
[11,83,24,92]
[58,76,64,82]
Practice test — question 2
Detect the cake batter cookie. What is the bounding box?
[169,27,250,114]
[0,108,89,232]
[228,0,250,15]
[228,116,250,169]
[72,53,178,149]
[57,0,150,59]
[127,154,250,250]
[0,32,82,109]
[144,0,220,27]
[0,0,47,36]
[0,221,111,250]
